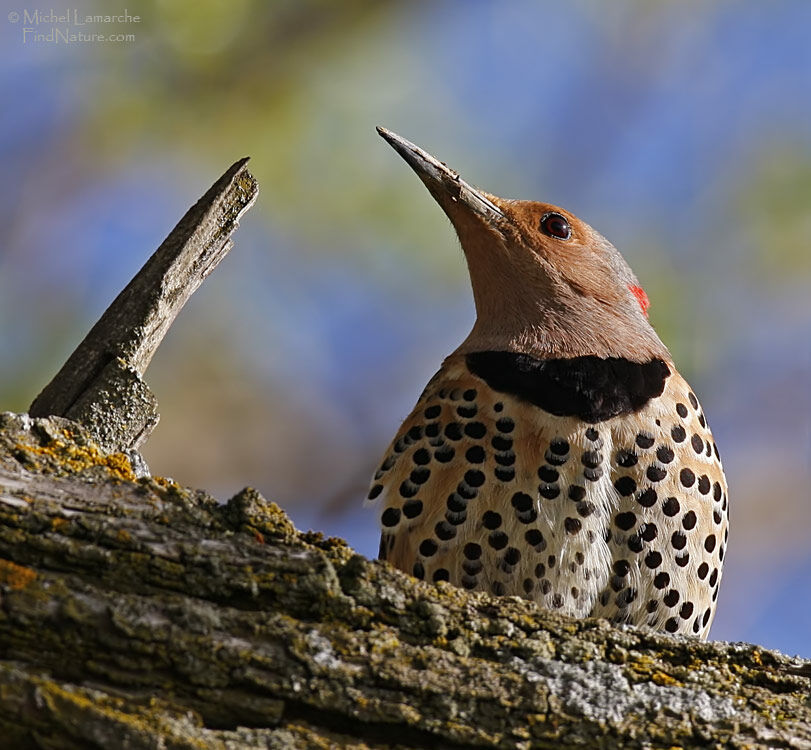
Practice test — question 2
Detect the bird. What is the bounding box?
[367,127,728,639]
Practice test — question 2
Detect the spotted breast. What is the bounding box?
[367,353,727,637]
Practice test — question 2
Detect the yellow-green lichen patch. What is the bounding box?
[650,670,682,687]
[36,678,211,748]
[0,558,37,590]
[116,528,132,544]
[626,653,686,688]
[150,476,181,491]
[13,435,136,482]
[222,488,299,541]
[50,517,70,532]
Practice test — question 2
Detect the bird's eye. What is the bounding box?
[540,212,571,240]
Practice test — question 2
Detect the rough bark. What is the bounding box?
[0,412,809,750]
[28,158,258,456]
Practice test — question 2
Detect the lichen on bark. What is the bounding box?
[0,411,809,750]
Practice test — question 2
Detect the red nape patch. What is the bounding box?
[629,285,650,317]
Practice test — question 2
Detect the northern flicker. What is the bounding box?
[367,127,728,639]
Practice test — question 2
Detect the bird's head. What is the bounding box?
[377,127,670,364]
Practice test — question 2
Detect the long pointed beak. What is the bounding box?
[376,127,505,224]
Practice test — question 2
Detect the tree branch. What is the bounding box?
[28,159,258,455]
[0,413,809,749]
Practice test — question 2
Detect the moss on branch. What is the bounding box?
[0,412,809,749]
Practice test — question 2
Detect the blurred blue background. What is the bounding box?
[1,0,810,656]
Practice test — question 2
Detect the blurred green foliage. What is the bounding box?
[735,144,811,281]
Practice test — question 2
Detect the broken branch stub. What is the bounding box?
[28,158,258,454]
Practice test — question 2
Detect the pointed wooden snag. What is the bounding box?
[28,158,258,454]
